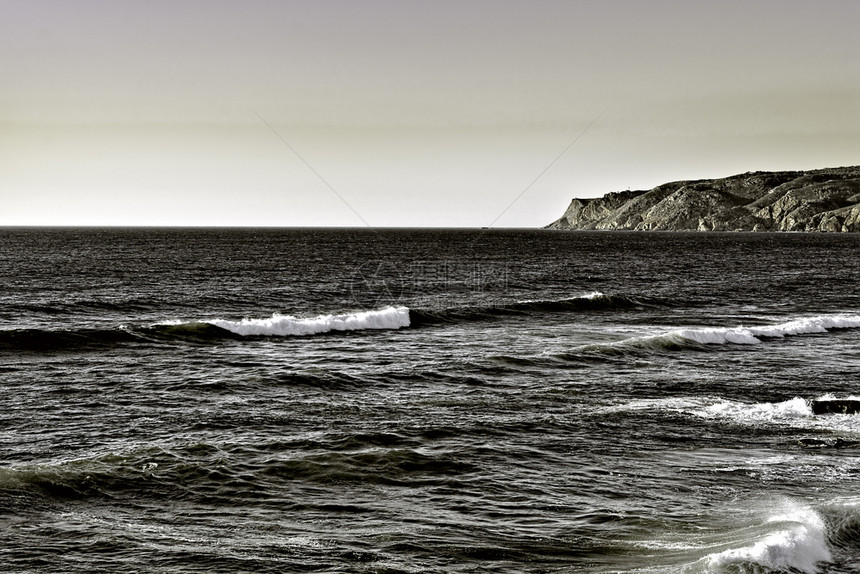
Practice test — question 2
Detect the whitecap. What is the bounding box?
[208,306,411,337]
[672,314,860,346]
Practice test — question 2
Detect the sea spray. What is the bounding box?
[704,500,832,573]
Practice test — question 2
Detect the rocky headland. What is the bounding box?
[546,166,860,232]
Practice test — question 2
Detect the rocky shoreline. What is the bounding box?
[546,166,860,232]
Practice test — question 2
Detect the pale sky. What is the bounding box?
[2,0,859,226]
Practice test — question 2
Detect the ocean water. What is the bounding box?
[2,227,860,573]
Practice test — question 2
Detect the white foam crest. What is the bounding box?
[689,396,860,435]
[671,314,860,347]
[208,306,410,337]
[610,397,816,423]
[582,291,605,300]
[581,312,860,355]
[705,502,832,573]
[749,314,860,338]
[608,397,839,436]
[704,397,813,422]
[672,327,761,345]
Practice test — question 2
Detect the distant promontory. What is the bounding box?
[546,166,860,232]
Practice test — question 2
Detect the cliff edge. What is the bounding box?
[546,166,860,232]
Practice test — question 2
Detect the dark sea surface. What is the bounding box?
[2,227,860,573]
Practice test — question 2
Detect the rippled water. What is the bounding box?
[2,228,860,573]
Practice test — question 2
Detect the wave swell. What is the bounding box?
[0,306,411,352]
[409,292,647,325]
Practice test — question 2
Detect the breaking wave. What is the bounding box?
[5,304,857,356]
[703,500,832,573]
[1,292,639,352]
[0,306,412,352]
[609,395,860,438]
[630,496,860,573]
[605,396,814,423]
[673,314,860,346]
[206,306,410,337]
[566,314,860,358]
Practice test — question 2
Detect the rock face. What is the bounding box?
[546,166,860,232]
[810,399,860,415]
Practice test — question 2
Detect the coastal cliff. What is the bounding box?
[546,166,860,232]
